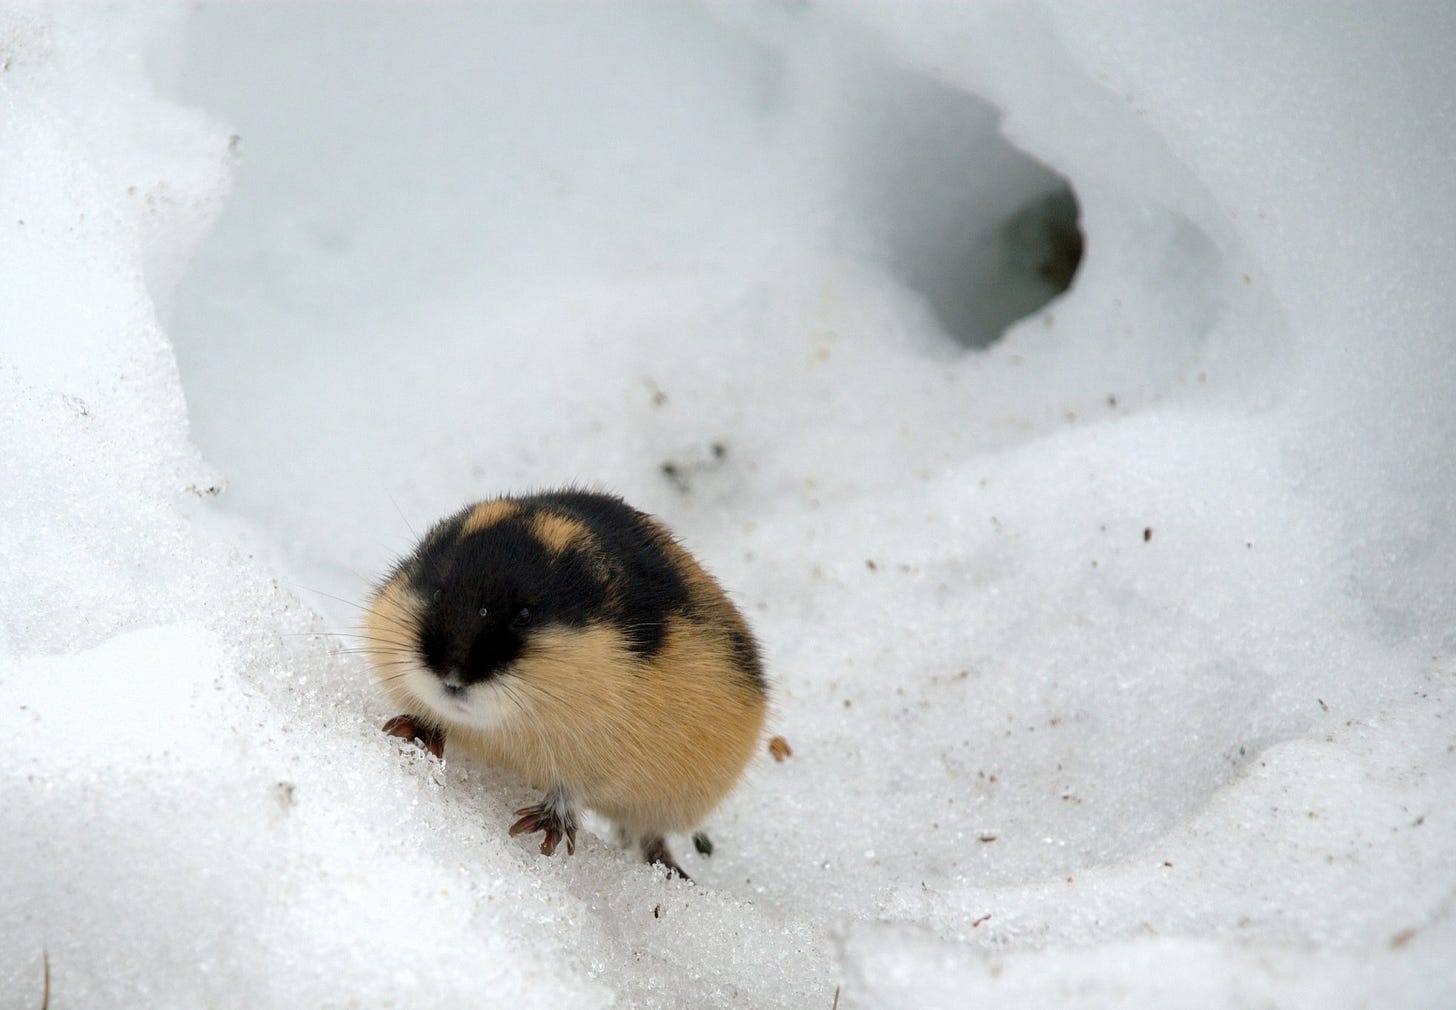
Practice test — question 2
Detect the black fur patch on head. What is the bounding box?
[449,517,552,600]
[404,510,613,684]
[519,491,691,658]
[550,546,615,625]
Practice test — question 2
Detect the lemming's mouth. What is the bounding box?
[435,679,474,713]
[416,671,516,731]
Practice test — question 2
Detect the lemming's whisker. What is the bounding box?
[351,628,416,641]
[503,687,536,729]
[321,649,413,663]
[390,493,421,542]
[516,681,594,763]
[498,681,548,739]
[356,604,423,637]
[360,658,416,673]
[295,587,423,637]
[284,631,413,645]
[359,619,421,644]
[508,676,573,712]
[289,586,376,612]
[319,640,417,655]
[327,644,413,658]
[513,678,569,708]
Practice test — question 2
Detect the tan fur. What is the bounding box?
[530,512,591,554]
[453,618,765,835]
[364,499,767,842]
[362,577,430,715]
[462,499,518,533]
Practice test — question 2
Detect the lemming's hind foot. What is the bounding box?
[642,836,690,880]
[509,789,579,857]
[382,715,445,760]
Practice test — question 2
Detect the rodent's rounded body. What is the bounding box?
[442,616,763,836]
[364,489,766,871]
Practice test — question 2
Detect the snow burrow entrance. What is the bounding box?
[836,62,1083,349]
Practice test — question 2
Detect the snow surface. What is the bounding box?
[2,2,1454,1007]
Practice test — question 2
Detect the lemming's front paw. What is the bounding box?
[382,715,445,760]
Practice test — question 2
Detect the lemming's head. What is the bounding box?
[366,501,612,728]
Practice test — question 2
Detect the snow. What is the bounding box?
[2,2,1454,1007]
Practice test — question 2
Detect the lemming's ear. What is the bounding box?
[554,540,620,594]
[580,541,620,585]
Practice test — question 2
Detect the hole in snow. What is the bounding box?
[842,64,1083,350]
[1005,187,1084,309]
[904,182,1083,350]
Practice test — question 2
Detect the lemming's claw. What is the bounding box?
[642,836,691,881]
[509,802,578,857]
[382,715,445,760]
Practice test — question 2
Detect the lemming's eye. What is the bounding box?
[512,606,532,627]
[431,589,442,605]
[478,606,489,618]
